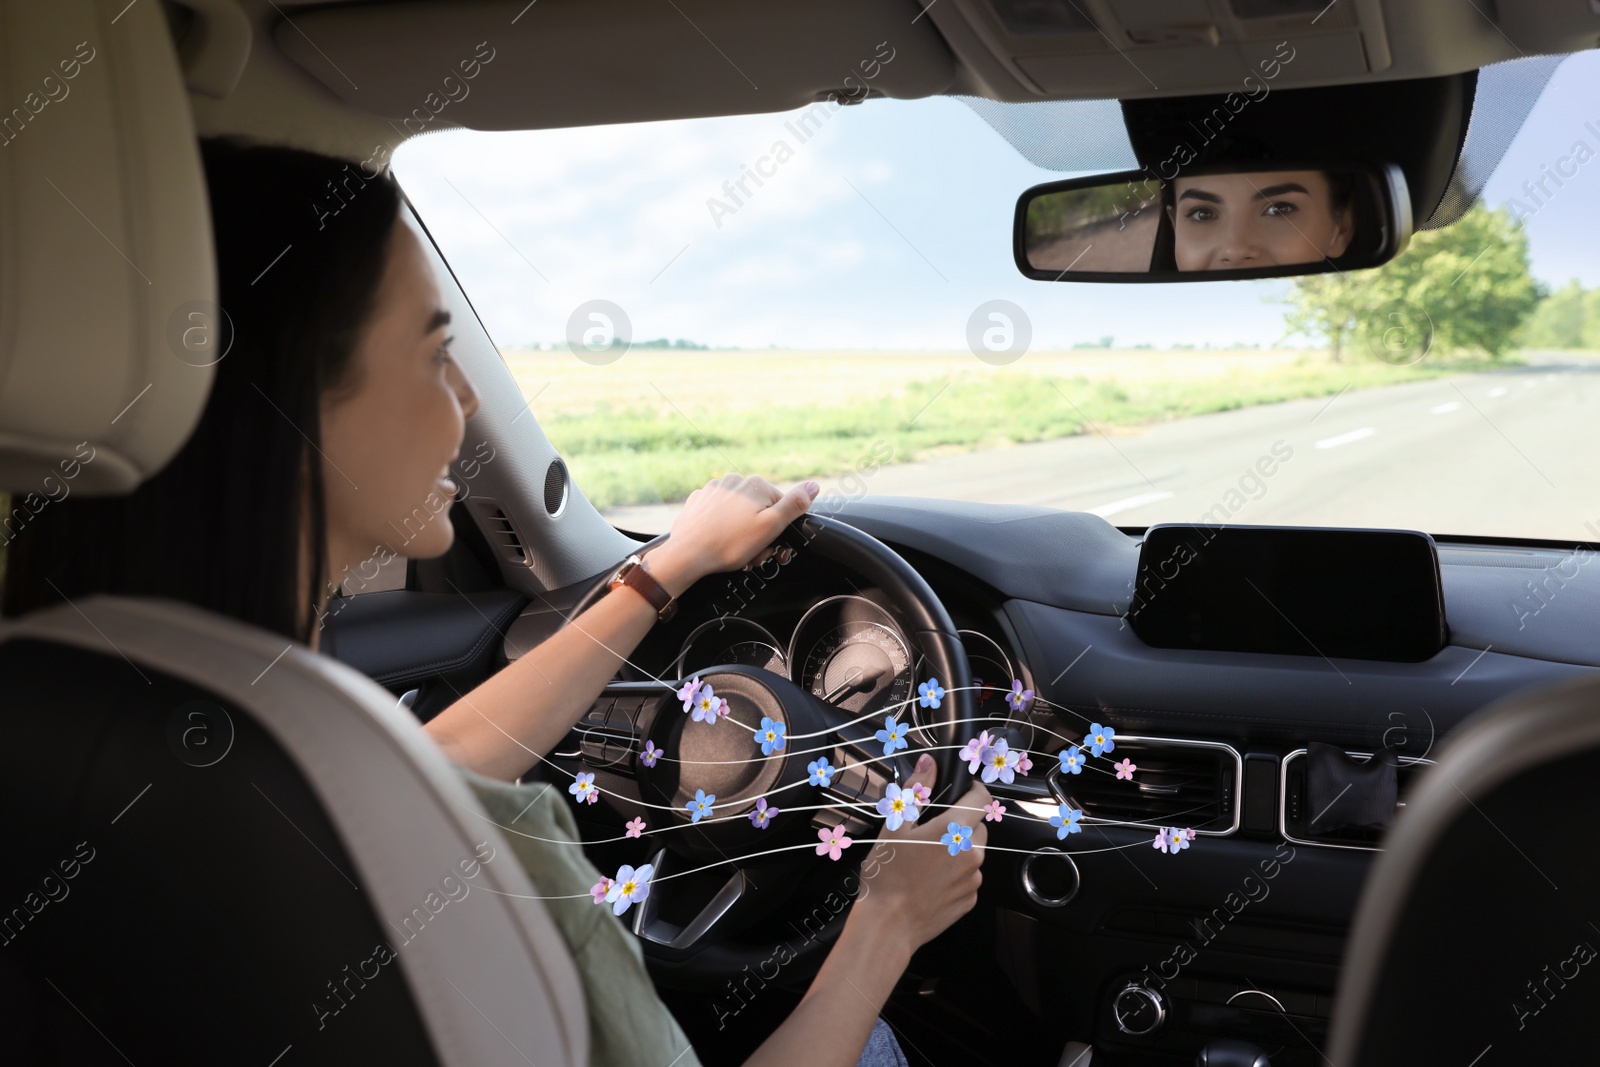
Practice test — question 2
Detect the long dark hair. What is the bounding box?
[1148,167,1381,272]
[2,139,402,642]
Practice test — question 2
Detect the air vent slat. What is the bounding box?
[1050,737,1240,834]
[468,499,529,564]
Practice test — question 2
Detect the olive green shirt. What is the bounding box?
[460,769,705,1067]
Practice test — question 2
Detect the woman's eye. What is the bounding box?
[1263,201,1298,217]
[1184,207,1218,223]
[436,336,456,363]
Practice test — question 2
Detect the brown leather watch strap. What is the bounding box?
[608,554,678,622]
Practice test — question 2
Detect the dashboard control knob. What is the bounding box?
[1113,983,1166,1036]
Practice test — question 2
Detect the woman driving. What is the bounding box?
[2,139,992,1067]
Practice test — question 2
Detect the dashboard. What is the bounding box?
[791,497,1600,1065]
[513,498,1600,1065]
[341,493,1599,1064]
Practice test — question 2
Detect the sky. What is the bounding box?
[394,51,1600,352]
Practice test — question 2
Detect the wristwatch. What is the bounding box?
[608,553,679,622]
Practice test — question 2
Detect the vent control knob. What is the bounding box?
[1113,983,1166,1036]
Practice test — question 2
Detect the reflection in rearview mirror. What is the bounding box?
[1016,162,1409,283]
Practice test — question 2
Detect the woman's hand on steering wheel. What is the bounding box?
[853,753,993,953]
[645,473,820,596]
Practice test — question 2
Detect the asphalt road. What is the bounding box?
[602,352,1600,543]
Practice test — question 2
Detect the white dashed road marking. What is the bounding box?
[1314,427,1376,450]
[1087,490,1174,517]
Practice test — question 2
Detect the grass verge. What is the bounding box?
[533,351,1520,510]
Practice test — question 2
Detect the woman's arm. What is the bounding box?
[744,759,993,1067]
[424,474,817,781]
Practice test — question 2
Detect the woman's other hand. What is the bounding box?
[738,753,989,1067]
[852,753,990,952]
[645,473,818,596]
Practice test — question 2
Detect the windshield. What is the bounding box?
[395,52,1600,543]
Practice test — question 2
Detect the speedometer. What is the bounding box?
[791,595,915,720]
[801,622,912,715]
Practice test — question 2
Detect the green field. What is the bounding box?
[503,347,1521,510]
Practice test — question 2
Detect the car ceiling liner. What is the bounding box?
[959,53,1569,230]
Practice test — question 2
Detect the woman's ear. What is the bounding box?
[1325,207,1355,258]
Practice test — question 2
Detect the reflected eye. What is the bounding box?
[1183,206,1218,223]
[1262,201,1298,218]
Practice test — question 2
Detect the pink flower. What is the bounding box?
[816,824,853,861]
[625,817,646,839]
[589,876,613,905]
[675,675,702,711]
[909,781,932,806]
[1152,828,1169,852]
[1015,751,1033,777]
[715,697,730,719]
[1115,758,1137,781]
[958,730,994,775]
[983,800,1006,823]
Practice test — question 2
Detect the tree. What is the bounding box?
[1283,204,1542,360]
[1519,278,1600,350]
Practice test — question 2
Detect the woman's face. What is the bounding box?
[1168,170,1354,271]
[320,219,480,578]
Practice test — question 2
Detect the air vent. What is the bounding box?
[1280,748,1435,850]
[543,458,568,517]
[467,498,528,564]
[1049,737,1240,835]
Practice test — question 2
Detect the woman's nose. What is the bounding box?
[1217,222,1261,265]
[449,358,481,421]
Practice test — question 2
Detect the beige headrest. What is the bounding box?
[0,0,216,496]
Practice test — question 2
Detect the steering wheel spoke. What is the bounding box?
[629,848,754,951]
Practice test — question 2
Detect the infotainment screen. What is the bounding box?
[1128,525,1447,662]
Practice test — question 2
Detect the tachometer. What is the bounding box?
[675,618,788,679]
[961,627,1034,750]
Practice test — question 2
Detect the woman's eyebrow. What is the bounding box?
[1177,188,1222,203]
[425,308,452,334]
[1252,182,1310,199]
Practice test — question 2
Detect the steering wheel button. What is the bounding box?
[605,699,639,731]
[835,766,869,799]
[579,734,609,763]
[582,700,611,727]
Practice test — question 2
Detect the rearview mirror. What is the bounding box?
[1015,162,1410,282]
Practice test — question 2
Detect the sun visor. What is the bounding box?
[274,0,956,131]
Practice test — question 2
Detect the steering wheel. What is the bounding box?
[565,514,972,988]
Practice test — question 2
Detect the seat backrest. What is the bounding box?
[0,596,591,1066]
[1328,671,1600,1065]
[0,1,590,1062]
